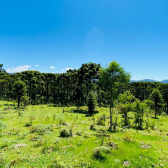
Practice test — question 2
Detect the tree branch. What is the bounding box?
[121,122,135,132]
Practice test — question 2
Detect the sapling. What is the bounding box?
[52,114,57,124]
[29,114,35,126]
[0,120,7,136]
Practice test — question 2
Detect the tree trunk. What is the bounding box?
[1,84,2,100]
[109,87,113,130]
[155,106,157,118]
[125,112,128,126]
[18,96,20,108]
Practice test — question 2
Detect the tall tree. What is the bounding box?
[99,61,130,130]
[12,80,27,107]
[149,89,164,118]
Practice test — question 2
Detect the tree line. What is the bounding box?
[0,62,168,115]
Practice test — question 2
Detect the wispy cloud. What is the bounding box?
[65,67,72,71]
[35,65,39,67]
[61,67,73,73]
[6,65,31,73]
[50,66,55,69]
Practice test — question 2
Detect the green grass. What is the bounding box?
[0,101,168,167]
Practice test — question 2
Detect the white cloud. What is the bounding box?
[35,65,39,67]
[65,67,72,71]
[31,69,40,71]
[61,67,73,73]
[7,65,32,73]
[6,69,11,73]
[50,66,55,69]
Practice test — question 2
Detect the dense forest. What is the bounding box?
[0,63,167,109]
[0,62,168,113]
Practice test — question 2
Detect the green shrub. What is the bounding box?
[122,134,131,143]
[107,141,118,149]
[29,125,50,135]
[59,128,72,137]
[150,121,156,130]
[97,115,105,126]
[92,146,110,159]
[76,130,83,136]
[90,124,96,130]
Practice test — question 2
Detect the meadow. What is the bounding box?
[0,101,168,168]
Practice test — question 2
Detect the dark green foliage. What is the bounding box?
[133,100,146,129]
[116,91,135,126]
[149,89,164,118]
[12,80,27,107]
[92,146,110,159]
[86,91,97,116]
[59,128,72,137]
[0,62,168,118]
[96,114,106,126]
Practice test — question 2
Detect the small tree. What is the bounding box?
[149,89,164,118]
[87,91,97,116]
[133,100,146,130]
[12,80,27,108]
[99,61,130,129]
[116,91,135,126]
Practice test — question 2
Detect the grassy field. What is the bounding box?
[0,101,168,168]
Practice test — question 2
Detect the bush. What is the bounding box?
[90,124,96,130]
[92,146,110,159]
[29,125,50,135]
[76,130,83,136]
[122,134,131,143]
[59,128,72,137]
[97,115,105,126]
[107,141,118,149]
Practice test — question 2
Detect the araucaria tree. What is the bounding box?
[99,61,131,130]
[13,80,27,107]
[87,91,97,116]
[149,89,164,118]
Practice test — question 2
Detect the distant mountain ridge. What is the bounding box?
[131,79,168,83]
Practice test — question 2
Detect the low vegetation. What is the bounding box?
[0,101,168,167]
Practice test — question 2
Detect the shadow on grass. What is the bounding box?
[107,129,118,133]
[48,104,68,108]
[151,117,160,119]
[4,104,15,107]
[73,110,99,115]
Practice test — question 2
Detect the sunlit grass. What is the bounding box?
[0,100,168,167]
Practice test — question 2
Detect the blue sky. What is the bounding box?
[0,0,168,81]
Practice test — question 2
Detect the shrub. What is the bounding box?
[29,125,50,135]
[107,141,118,149]
[90,124,96,130]
[59,128,72,137]
[97,115,105,126]
[92,146,110,159]
[150,121,156,130]
[122,134,131,143]
[76,130,83,136]
[87,91,97,116]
